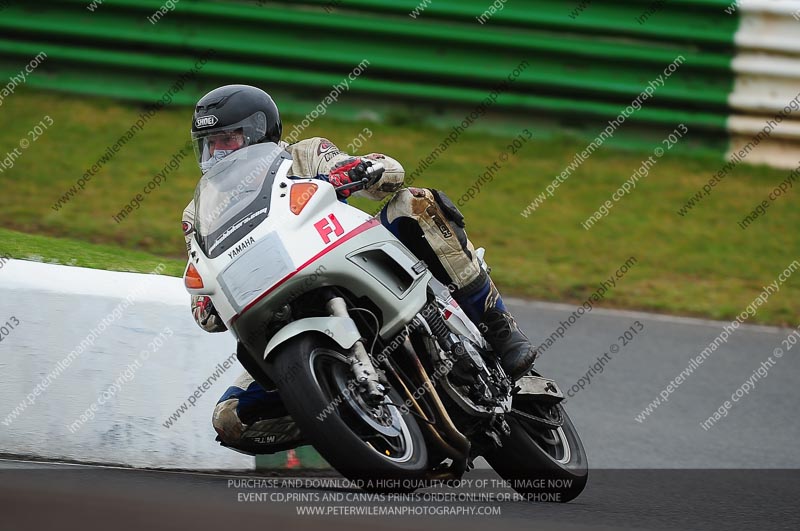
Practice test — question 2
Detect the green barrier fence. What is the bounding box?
[0,0,738,138]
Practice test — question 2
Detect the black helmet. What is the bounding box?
[191,85,282,173]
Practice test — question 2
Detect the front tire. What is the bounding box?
[268,333,428,486]
[485,397,588,503]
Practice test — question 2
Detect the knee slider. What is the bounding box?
[385,188,455,240]
[430,189,465,228]
[397,188,465,239]
[383,187,478,290]
[429,188,470,255]
[212,398,246,444]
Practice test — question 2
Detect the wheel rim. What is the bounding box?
[516,403,572,465]
[308,349,415,464]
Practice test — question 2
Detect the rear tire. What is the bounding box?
[268,333,428,488]
[485,398,588,503]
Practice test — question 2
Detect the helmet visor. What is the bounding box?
[191,111,267,173]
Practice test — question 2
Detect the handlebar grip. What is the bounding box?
[332,161,386,195]
[364,162,385,180]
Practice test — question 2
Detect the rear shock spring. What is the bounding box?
[424,300,459,354]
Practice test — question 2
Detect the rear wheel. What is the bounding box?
[268,334,428,487]
[485,397,588,503]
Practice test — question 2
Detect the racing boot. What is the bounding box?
[213,372,306,455]
[454,276,537,380]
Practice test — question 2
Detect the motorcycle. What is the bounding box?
[184,142,587,502]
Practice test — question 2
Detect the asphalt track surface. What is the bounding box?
[3,301,799,530]
[1,459,798,531]
[509,299,800,469]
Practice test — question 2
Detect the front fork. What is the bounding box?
[325,297,386,403]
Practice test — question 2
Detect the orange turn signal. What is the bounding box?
[290,182,318,215]
[184,263,204,289]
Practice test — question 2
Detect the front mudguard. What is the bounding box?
[264,316,361,361]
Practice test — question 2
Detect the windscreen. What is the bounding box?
[193,142,289,258]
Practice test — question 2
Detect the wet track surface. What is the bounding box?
[2,299,799,530]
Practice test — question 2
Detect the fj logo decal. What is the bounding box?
[314,213,344,244]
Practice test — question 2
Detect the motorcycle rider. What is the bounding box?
[183,85,537,454]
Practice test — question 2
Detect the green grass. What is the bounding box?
[1,90,798,325]
[0,227,185,277]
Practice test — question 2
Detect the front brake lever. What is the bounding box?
[334,177,369,193]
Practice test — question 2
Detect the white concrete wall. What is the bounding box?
[728,0,800,169]
[0,259,253,470]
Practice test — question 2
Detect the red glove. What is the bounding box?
[191,295,227,332]
[327,158,373,198]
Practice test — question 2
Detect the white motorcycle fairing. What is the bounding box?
[184,142,432,358]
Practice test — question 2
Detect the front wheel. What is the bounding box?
[485,397,588,503]
[268,334,428,487]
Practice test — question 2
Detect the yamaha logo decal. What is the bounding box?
[195,115,219,128]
